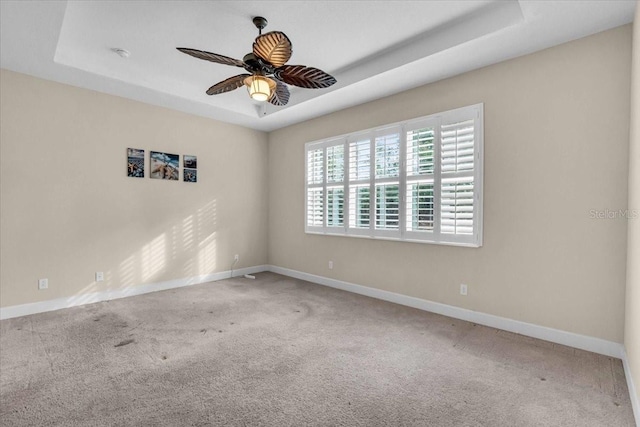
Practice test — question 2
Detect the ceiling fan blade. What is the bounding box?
[206,74,251,95]
[177,47,245,68]
[269,81,290,106]
[253,31,292,68]
[274,65,337,89]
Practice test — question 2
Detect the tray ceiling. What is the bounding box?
[1,1,636,131]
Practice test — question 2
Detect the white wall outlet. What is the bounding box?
[328,260,334,270]
[96,272,104,282]
[38,278,48,290]
[460,284,468,296]
[234,254,239,262]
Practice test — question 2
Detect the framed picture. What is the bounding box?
[127,148,144,178]
[184,168,197,183]
[184,155,197,169]
[150,151,179,180]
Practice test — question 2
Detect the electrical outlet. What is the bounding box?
[328,260,333,270]
[234,254,239,262]
[460,284,468,296]
[96,272,104,282]
[38,278,48,290]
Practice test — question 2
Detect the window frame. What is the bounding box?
[304,103,483,248]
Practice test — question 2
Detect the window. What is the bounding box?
[305,104,483,247]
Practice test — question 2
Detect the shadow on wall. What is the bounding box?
[65,199,218,306]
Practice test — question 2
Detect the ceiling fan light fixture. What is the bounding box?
[245,75,275,102]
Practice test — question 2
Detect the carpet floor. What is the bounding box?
[0,272,635,426]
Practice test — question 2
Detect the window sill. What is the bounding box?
[304,229,482,248]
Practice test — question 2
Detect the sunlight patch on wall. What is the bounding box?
[182,214,195,252]
[197,200,217,238]
[142,233,166,282]
[198,232,217,275]
[65,198,222,303]
[67,280,100,306]
[117,253,137,288]
[196,199,218,275]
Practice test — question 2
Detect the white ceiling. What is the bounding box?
[0,1,636,132]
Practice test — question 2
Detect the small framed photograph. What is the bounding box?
[184,155,197,169]
[150,151,179,180]
[127,148,144,178]
[184,168,197,183]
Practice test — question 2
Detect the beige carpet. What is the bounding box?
[0,272,635,426]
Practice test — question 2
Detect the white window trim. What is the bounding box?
[305,103,483,248]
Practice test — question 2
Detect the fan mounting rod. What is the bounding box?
[252,16,268,34]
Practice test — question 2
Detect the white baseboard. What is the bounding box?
[0,265,267,320]
[622,350,640,426]
[268,265,625,359]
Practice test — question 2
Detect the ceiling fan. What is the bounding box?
[177,16,337,106]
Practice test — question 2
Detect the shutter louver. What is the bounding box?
[375,133,400,178]
[326,145,344,183]
[441,119,474,173]
[327,187,344,227]
[406,182,434,231]
[307,149,323,184]
[349,139,370,181]
[376,184,400,230]
[407,128,435,176]
[349,185,370,228]
[306,188,324,227]
[307,147,325,228]
[441,176,474,235]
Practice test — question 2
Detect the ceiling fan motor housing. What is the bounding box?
[242,53,274,74]
[252,16,268,33]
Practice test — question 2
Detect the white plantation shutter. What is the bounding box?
[349,138,370,181]
[305,139,346,233]
[374,128,401,237]
[438,112,480,245]
[326,145,344,183]
[406,182,435,232]
[441,119,475,173]
[405,122,436,236]
[307,148,323,185]
[326,144,345,228]
[306,187,324,227]
[327,187,344,227]
[306,148,324,230]
[348,136,372,234]
[375,132,401,179]
[441,176,474,235]
[305,104,482,247]
[349,185,371,229]
[375,183,400,230]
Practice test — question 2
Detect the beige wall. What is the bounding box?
[625,3,640,409]
[268,25,632,343]
[0,69,268,307]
